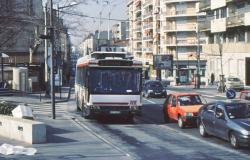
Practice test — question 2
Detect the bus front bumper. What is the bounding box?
[90,105,142,116]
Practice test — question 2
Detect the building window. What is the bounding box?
[209,35,214,44]
[228,32,234,43]
[237,30,245,42]
[247,30,250,42]
[221,7,227,18]
[236,2,245,9]
[214,9,220,19]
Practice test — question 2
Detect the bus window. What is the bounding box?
[90,68,141,94]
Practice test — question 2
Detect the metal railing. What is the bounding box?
[143,36,153,41]
[226,14,244,28]
[143,11,153,18]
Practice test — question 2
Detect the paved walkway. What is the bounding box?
[0,90,131,160]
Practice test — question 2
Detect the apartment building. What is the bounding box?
[200,0,250,85]
[112,22,127,41]
[127,0,162,78]
[162,0,206,84]
[127,0,206,83]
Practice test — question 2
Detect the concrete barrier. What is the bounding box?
[0,115,46,144]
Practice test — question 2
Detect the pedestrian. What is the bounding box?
[211,73,215,85]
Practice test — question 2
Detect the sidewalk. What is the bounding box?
[0,91,131,160]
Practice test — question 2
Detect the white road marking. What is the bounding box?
[203,95,215,98]
[143,98,156,104]
[67,115,131,158]
[216,95,226,98]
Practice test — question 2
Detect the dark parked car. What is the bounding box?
[197,100,250,148]
[142,80,167,98]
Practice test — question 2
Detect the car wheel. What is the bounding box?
[178,116,185,129]
[230,132,240,149]
[199,123,208,137]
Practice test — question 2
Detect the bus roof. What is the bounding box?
[76,52,142,67]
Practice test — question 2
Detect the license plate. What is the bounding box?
[110,111,121,114]
[155,93,161,95]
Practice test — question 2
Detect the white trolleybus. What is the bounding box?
[75,52,143,121]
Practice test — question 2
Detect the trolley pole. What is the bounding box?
[49,0,56,119]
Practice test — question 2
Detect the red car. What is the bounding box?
[239,90,250,101]
[163,93,207,128]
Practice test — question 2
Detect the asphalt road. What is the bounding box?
[1,87,249,160]
[70,87,250,160]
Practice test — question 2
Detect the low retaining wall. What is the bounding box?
[0,115,46,144]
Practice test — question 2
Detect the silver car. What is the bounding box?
[225,77,244,90]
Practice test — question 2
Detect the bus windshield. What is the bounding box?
[90,68,141,94]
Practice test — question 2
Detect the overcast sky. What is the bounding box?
[51,0,127,46]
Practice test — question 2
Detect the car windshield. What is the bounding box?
[178,95,206,106]
[90,68,141,94]
[148,82,163,90]
[161,81,169,87]
[225,103,250,119]
[228,77,240,82]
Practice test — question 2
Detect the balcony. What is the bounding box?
[155,28,160,33]
[134,48,142,52]
[199,0,210,11]
[211,18,226,33]
[155,0,160,7]
[143,36,153,41]
[164,9,197,18]
[135,7,141,13]
[226,14,244,28]
[199,20,211,31]
[143,24,153,29]
[134,27,142,32]
[143,0,153,7]
[143,11,153,19]
[163,0,199,4]
[165,38,199,47]
[134,37,142,41]
[143,47,153,52]
[156,14,160,20]
[163,24,196,32]
[135,17,142,21]
[211,0,226,10]
[203,43,250,56]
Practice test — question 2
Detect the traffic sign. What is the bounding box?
[226,89,236,99]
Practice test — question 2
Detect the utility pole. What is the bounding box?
[175,27,179,85]
[196,19,201,89]
[44,3,50,96]
[49,0,56,119]
[219,39,224,92]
